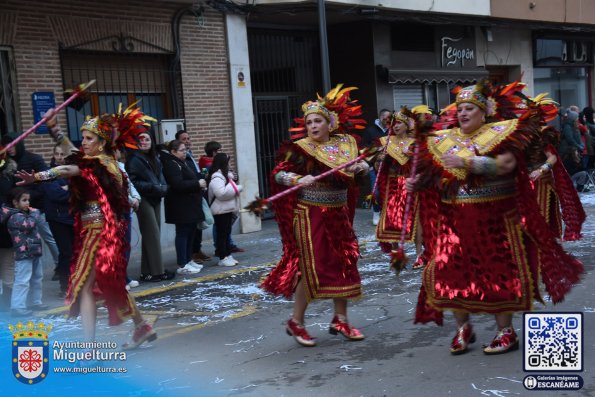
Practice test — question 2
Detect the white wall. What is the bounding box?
[225,14,262,234]
[475,27,535,96]
[255,0,490,16]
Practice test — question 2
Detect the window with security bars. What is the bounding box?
[60,51,179,144]
[0,46,20,138]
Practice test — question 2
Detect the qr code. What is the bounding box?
[523,312,582,371]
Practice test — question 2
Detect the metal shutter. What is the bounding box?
[393,84,424,110]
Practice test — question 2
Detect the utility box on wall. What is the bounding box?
[157,119,185,143]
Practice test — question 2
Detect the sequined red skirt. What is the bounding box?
[421,193,540,314]
[67,221,135,325]
[533,173,562,239]
[376,173,418,243]
[293,202,361,301]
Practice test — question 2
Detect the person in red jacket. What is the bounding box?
[198,141,222,177]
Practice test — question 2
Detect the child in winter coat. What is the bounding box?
[1,187,45,317]
[208,153,242,267]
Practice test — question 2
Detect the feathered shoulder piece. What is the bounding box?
[522,92,559,124]
[289,84,366,140]
[540,125,561,147]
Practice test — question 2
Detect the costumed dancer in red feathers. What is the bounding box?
[16,105,157,349]
[408,80,583,355]
[524,94,585,241]
[375,106,431,269]
[261,85,369,347]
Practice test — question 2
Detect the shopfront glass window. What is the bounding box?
[534,67,588,116]
[535,39,592,66]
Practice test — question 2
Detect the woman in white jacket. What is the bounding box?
[208,153,242,267]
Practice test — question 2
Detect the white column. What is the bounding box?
[225,14,261,233]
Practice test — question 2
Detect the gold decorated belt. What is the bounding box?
[442,178,516,204]
[81,201,104,226]
[298,184,348,207]
[388,169,407,177]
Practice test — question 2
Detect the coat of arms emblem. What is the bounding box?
[9,321,53,385]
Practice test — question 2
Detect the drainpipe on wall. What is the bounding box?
[318,0,331,92]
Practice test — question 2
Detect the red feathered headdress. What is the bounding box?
[289,84,367,140]
[81,102,156,150]
[111,102,156,149]
[439,79,529,128]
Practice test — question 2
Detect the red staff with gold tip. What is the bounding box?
[0,80,95,161]
[245,148,375,217]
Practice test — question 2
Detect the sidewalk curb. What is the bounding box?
[37,262,276,317]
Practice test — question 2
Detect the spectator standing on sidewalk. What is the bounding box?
[0,133,60,272]
[199,140,244,254]
[40,178,73,298]
[115,148,140,291]
[1,187,46,317]
[208,153,241,267]
[361,109,391,225]
[559,109,584,170]
[198,141,221,175]
[126,132,174,282]
[175,130,211,263]
[45,144,70,285]
[162,139,206,274]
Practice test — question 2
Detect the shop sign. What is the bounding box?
[31,92,55,134]
[441,36,474,68]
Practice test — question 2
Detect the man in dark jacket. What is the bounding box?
[40,180,73,296]
[1,133,60,272]
[175,130,213,262]
[361,109,391,226]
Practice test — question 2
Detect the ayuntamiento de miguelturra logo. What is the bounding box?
[9,320,52,385]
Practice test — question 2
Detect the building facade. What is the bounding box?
[3,0,595,236]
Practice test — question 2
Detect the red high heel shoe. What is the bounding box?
[483,327,519,355]
[286,318,316,347]
[122,321,157,350]
[450,322,476,355]
[329,315,365,341]
[411,254,427,270]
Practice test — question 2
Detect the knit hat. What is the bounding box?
[566,110,579,122]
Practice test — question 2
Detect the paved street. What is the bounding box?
[3,195,595,397]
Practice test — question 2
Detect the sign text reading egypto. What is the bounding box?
[441,36,474,68]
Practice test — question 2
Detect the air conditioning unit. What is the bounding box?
[157,119,185,143]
